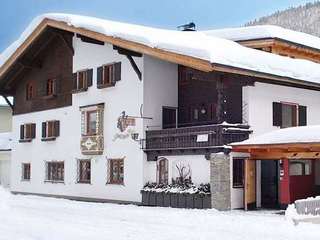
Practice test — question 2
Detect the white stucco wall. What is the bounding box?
[0,152,10,187]
[145,155,210,185]
[0,106,12,133]
[11,37,145,202]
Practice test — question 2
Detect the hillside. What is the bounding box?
[246,2,320,37]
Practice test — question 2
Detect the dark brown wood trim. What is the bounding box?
[79,102,105,109]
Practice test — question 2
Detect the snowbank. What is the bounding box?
[0,132,12,151]
[232,125,320,146]
[2,14,320,85]
[203,25,320,51]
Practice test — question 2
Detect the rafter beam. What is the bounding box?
[1,95,13,111]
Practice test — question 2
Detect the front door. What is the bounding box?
[261,160,279,208]
[245,159,256,210]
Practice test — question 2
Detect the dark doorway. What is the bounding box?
[162,107,177,129]
[261,160,279,208]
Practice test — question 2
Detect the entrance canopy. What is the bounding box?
[232,125,320,160]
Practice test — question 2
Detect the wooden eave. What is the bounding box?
[1,18,320,91]
[232,142,320,160]
[238,37,320,59]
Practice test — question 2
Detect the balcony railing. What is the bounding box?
[142,123,251,152]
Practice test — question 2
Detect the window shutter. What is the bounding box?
[31,123,36,139]
[54,120,60,137]
[273,102,282,126]
[54,78,60,95]
[299,105,307,126]
[42,122,47,138]
[97,66,103,86]
[72,73,78,90]
[81,111,86,136]
[20,125,25,140]
[114,62,121,83]
[87,69,93,87]
[96,108,104,135]
[38,80,46,97]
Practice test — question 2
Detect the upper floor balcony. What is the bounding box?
[142,123,251,161]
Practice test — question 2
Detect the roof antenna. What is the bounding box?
[177,22,196,31]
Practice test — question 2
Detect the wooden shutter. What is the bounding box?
[20,125,25,140]
[97,66,103,87]
[54,121,60,137]
[31,123,36,139]
[114,62,121,82]
[87,69,93,87]
[42,122,47,138]
[273,102,282,126]
[54,78,60,95]
[38,80,46,97]
[96,108,104,135]
[299,105,307,126]
[81,111,86,136]
[72,73,78,90]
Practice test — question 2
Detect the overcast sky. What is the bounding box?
[0,0,314,104]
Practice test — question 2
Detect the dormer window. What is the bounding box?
[72,69,93,92]
[26,83,35,100]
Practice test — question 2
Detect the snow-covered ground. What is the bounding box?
[0,187,319,240]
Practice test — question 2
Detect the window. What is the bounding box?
[46,79,57,96]
[26,83,35,100]
[233,158,244,188]
[42,120,60,140]
[108,158,124,184]
[273,102,307,128]
[77,159,91,183]
[22,163,31,181]
[45,161,64,182]
[97,62,121,88]
[19,123,36,142]
[73,69,93,92]
[290,160,312,176]
[158,157,168,184]
[86,110,97,135]
[281,103,298,128]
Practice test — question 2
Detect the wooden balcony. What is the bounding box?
[142,124,251,161]
[80,135,104,155]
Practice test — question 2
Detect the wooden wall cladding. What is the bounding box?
[13,31,73,115]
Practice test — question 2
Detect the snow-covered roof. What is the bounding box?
[2,14,320,86]
[0,132,12,151]
[203,25,320,51]
[232,125,320,146]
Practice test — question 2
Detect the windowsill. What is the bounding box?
[41,137,57,142]
[97,83,114,89]
[21,179,30,182]
[233,185,244,189]
[44,180,65,184]
[77,181,91,185]
[72,88,88,94]
[19,139,32,143]
[106,182,125,186]
[42,94,57,100]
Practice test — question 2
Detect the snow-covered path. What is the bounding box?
[0,187,319,240]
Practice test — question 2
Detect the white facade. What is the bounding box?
[0,105,12,133]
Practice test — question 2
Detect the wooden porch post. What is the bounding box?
[216,79,226,123]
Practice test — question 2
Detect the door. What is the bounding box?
[261,160,279,208]
[245,159,256,210]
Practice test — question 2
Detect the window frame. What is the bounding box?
[233,158,244,188]
[77,159,91,184]
[86,110,98,136]
[76,70,88,91]
[45,161,65,183]
[26,83,35,101]
[108,158,124,185]
[19,123,36,142]
[22,163,31,181]
[102,64,114,86]
[41,120,59,141]
[46,78,57,97]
